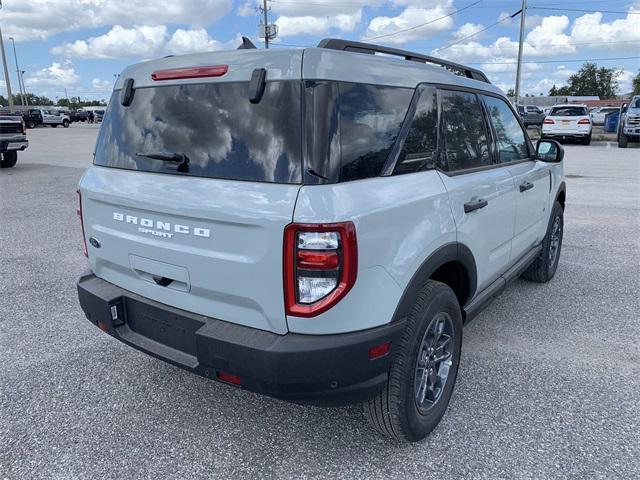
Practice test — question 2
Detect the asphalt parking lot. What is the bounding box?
[1,124,639,479]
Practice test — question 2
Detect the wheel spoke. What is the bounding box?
[432,351,452,363]
[414,312,455,411]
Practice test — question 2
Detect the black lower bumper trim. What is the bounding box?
[77,273,404,406]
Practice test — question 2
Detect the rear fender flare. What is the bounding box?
[390,243,477,323]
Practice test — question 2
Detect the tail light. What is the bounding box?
[77,189,88,257]
[151,65,228,81]
[284,222,357,317]
[578,118,591,124]
[21,119,26,135]
[543,118,555,124]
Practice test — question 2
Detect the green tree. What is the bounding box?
[632,70,640,95]
[559,63,621,98]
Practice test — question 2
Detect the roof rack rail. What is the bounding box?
[316,38,490,84]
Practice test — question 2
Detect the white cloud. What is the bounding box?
[91,78,114,93]
[525,16,574,55]
[237,1,256,17]
[2,0,232,42]
[364,3,455,44]
[571,10,640,48]
[617,69,637,94]
[24,61,80,88]
[276,12,362,37]
[481,59,541,74]
[51,26,168,59]
[525,15,543,29]
[270,0,377,38]
[452,22,484,40]
[51,26,241,59]
[530,66,575,95]
[166,30,242,55]
[436,16,577,63]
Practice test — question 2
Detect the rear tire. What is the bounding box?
[27,120,36,129]
[581,133,591,145]
[363,280,463,442]
[51,124,58,128]
[62,119,70,128]
[0,151,18,168]
[521,201,564,283]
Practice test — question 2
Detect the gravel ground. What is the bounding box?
[1,124,639,479]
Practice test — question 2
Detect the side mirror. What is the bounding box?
[536,139,564,163]
[620,103,628,114]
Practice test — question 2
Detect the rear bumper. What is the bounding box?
[77,273,404,405]
[0,139,28,151]
[542,132,590,139]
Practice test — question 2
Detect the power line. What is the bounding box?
[433,11,517,52]
[363,0,483,41]
[271,0,367,6]
[529,6,639,14]
[469,56,640,65]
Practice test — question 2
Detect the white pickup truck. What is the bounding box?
[0,114,28,168]
[23,108,70,129]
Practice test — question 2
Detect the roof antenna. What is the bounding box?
[238,36,257,50]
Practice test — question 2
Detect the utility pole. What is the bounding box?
[9,37,24,106]
[263,0,269,49]
[257,0,277,48]
[514,0,527,105]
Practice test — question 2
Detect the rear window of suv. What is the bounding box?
[549,106,588,116]
[94,81,302,184]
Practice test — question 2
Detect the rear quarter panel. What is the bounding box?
[290,171,456,334]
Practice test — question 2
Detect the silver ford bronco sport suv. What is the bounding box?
[77,39,566,442]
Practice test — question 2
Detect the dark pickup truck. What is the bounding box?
[70,110,89,123]
[516,104,546,126]
[0,114,28,168]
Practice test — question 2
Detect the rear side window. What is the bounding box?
[339,84,413,182]
[440,90,491,172]
[394,86,438,175]
[94,81,302,184]
[550,106,588,116]
[482,95,530,163]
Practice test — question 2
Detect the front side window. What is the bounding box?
[483,95,530,163]
[339,83,413,182]
[440,90,491,172]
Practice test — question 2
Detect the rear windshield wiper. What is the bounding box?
[136,152,188,162]
[136,151,190,172]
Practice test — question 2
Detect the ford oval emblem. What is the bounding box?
[89,237,101,248]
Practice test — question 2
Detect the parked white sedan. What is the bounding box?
[542,104,592,145]
[590,106,619,125]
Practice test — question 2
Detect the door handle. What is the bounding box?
[464,198,488,213]
[520,181,534,192]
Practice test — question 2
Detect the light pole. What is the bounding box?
[9,36,25,106]
[20,70,27,105]
[514,0,527,105]
[0,0,14,111]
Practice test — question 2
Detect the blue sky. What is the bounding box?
[2,0,639,102]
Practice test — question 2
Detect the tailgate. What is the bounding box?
[80,49,305,334]
[81,166,299,334]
